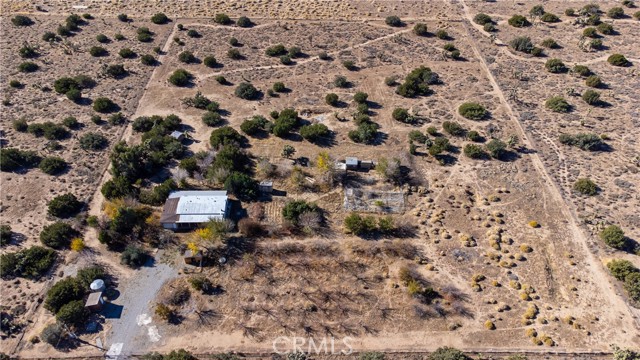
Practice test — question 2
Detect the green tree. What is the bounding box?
[40,222,78,249]
[56,300,89,327]
[44,277,83,313]
[458,102,487,120]
[39,157,67,175]
[599,225,627,250]
[48,193,82,218]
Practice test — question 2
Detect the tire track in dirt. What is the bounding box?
[458,0,640,333]
[196,27,415,81]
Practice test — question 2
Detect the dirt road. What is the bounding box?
[105,252,179,357]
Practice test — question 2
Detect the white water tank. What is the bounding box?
[90,279,105,292]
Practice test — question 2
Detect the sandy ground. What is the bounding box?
[1,0,639,358]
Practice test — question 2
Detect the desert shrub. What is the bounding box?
[235,82,259,100]
[9,79,22,88]
[237,16,252,27]
[559,133,605,151]
[0,225,11,246]
[44,277,83,313]
[392,108,410,123]
[56,300,89,327]
[349,122,378,144]
[624,273,640,303]
[573,178,597,195]
[214,13,231,24]
[464,144,487,159]
[607,7,625,18]
[459,102,487,120]
[483,23,496,32]
[139,179,177,206]
[541,12,560,22]
[582,89,601,105]
[209,126,244,149]
[586,14,601,25]
[0,246,57,279]
[541,38,559,49]
[66,88,81,102]
[436,29,448,39]
[13,119,28,132]
[333,75,349,88]
[608,54,629,66]
[39,157,67,175]
[300,123,329,142]
[54,77,78,94]
[607,260,638,281]
[443,121,465,136]
[139,54,155,66]
[18,61,38,73]
[599,225,626,250]
[288,46,302,58]
[508,15,530,27]
[119,48,135,58]
[168,69,192,87]
[40,222,77,249]
[114,33,125,40]
[429,347,468,360]
[272,82,286,92]
[108,112,126,125]
[352,92,368,104]
[226,48,241,59]
[93,97,117,113]
[545,58,566,73]
[0,148,41,172]
[282,200,320,224]
[12,15,33,26]
[189,276,213,292]
[585,75,602,88]
[28,122,69,140]
[48,193,82,218]
[486,139,507,159]
[635,11,640,20]
[151,12,169,24]
[325,93,339,106]
[19,45,38,58]
[96,34,109,43]
[565,8,576,16]
[342,60,356,70]
[178,51,196,64]
[105,64,127,79]
[509,36,534,53]
[240,116,267,136]
[202,56,218,68]
[185,29,200,38]
[583,27,597,38]
[43,31,58,42]
[408,131,427,143]
[344,213,377,235]
[396,66,438,97]
[414,23,428,36]
[545,96,571,113]
[474,13,493,25]
[443,43,456,51]
[467,130,482,142]
[61,116,79,129]
[121,245,148,268]
[200,112,222,127]
[89,46,107,57]
[265,44,287,57]
[280,55,293,65]
[224,172,258,200]
[385,15,402,27]
[530,5,545,17]
[597,23,614,35]
[57,25,72,37]
[623,0,635,7]
[41,323,64,346]
[572,65,591,77]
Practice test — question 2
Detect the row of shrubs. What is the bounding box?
[607,259,640,304]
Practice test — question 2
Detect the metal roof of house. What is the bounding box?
[170,130,184,139]
[161,191,228,224]
[345,157,359,165]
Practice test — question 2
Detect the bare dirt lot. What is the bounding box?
[1,0,639,358]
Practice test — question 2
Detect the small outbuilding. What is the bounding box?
[345,157,359,170]
[184,249,204,265]
[360,160,374,170]
[85,292,104,312]
[259,180,273,194]
[170,131,185,141]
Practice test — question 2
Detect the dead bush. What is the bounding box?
[238,218,264,238]
[166,286,191,306]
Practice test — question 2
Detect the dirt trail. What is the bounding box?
[458,0,640,331]
[197,26,415,81]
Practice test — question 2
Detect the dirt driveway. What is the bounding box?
[105,251,179,357]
